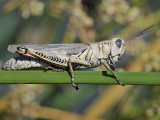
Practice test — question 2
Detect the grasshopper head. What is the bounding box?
[109,25,154,63]
[110,38,125,63]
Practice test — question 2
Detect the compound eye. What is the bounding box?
[115,39,122,48]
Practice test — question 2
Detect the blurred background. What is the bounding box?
[0,0,160,119]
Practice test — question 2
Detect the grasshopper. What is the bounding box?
[3,25,154,90]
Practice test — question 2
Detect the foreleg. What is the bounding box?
[101,60,125,86]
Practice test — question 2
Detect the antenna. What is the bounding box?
[124,25,155,45]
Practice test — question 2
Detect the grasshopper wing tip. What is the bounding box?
[8,44,19,53]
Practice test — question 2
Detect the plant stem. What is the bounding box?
[0,71,160,85]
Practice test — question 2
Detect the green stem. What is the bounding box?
[0,71,160,85]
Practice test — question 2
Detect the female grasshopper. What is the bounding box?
[3,25,154,90]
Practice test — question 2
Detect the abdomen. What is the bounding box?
[2,57,49,70]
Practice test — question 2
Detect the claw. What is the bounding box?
[72,83,79,90]
[116,78,125,87]
[120,82,125,87]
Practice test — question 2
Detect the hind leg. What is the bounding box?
[44,66,64,72]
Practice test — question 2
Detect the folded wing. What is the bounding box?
[8,43,90,55]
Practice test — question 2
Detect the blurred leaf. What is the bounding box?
[84,86,132,119]
[0,12,21,58]
[51,14,69,43]
[51,85,98,111]
[132,0,150,7]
